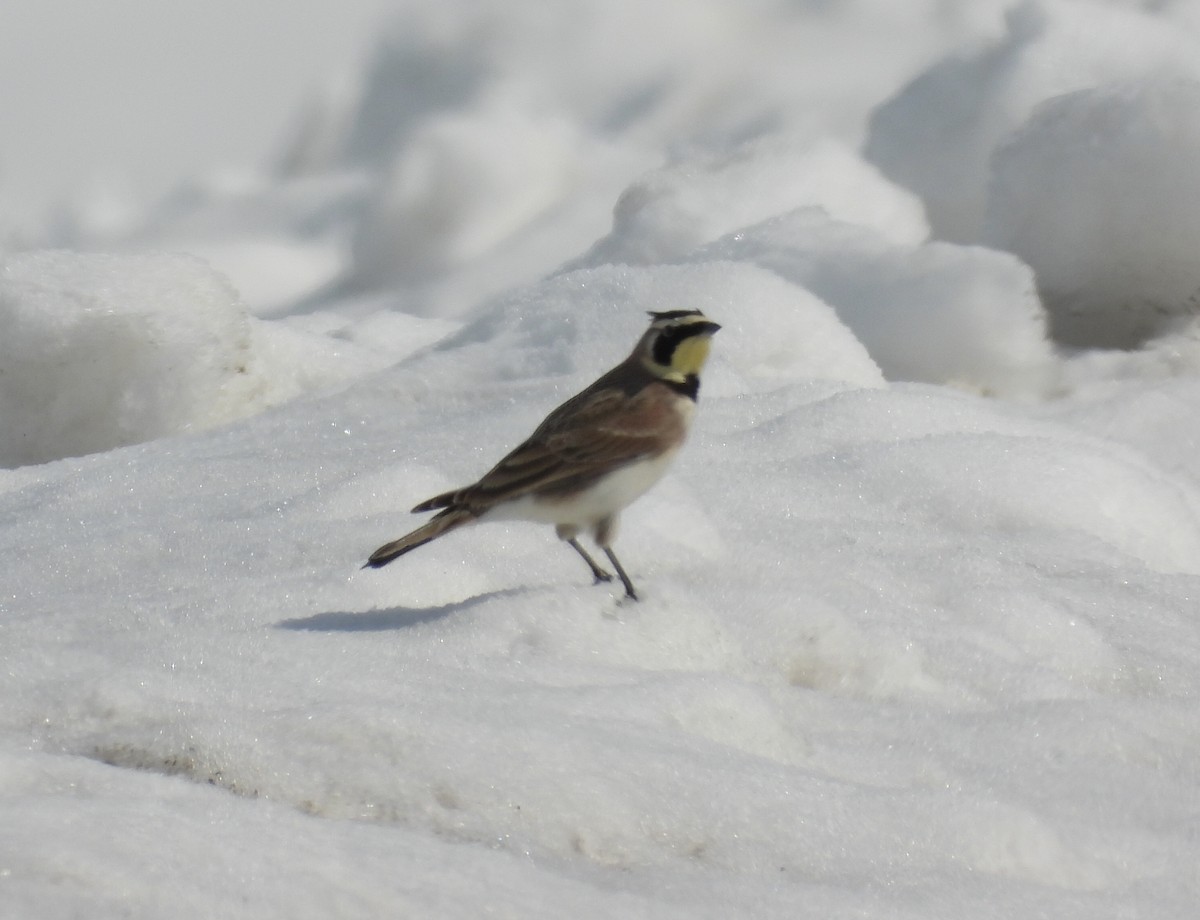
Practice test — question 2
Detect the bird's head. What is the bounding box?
[636,310,722,383]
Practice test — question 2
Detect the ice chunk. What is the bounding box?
[984,75,1200,347]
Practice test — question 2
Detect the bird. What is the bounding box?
[363,309,721,600]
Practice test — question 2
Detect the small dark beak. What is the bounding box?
[702,321,722,334]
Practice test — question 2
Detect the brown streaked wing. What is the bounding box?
[457,381,685,509]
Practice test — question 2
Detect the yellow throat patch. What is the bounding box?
[669,334,712,377]
[662,333,715,383]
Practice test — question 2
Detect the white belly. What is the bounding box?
[482,448,679,529]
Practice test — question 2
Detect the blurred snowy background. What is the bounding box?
[3,0,1200,917]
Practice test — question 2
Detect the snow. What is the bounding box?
[3,1,1200,918]
[864,0,1200,245]
[350,96,584,290]
[985,74,1200,348]
[573,133,930,268]
[687,210,1055,397]
[0,251,263,467]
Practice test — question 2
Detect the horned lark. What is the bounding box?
[364,310,721,600]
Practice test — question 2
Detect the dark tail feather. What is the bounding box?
[363,507,473,569]
[411,489,458,513]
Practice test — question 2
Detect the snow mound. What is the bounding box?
[351,96,583,289]
[1057,324,1200,394]
[293,0,976,177]
[387,261,884,399]
[865,0,1200,244]
[172,237,345,317]
[689,209,1055,397]
[984,75,1200,348]
[573,133,928,268]
[261,0,1000,318]
[857,427,1200,576]
[0,251,266,467]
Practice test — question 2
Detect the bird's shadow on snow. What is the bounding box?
[275,588,526,632]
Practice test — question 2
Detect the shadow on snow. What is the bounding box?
[275,587,528,632]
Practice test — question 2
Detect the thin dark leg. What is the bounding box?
[567,537,613,583]
[602,547,638,601]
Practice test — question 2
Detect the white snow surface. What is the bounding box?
[3,1,1200,918]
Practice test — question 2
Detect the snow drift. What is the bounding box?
[0,250,265,467]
